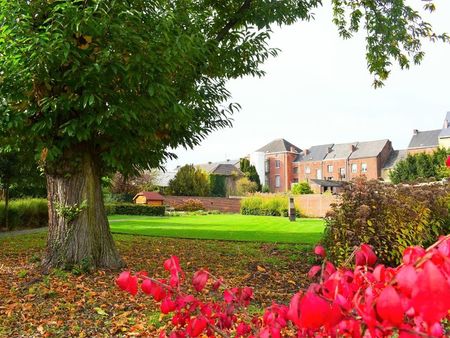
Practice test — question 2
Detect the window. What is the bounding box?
[265,160,270,173]
[305,166,311,174]
[275,160,281,168]
[351,163,358,173]
[293,178,298,183]
[339,168,346,179]
[327,165,333,173]
[293,166,298,174]
[316,169,322,179]
[275,175,281,188]
[362,163,368,173]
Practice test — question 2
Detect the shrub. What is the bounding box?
[172,199,204,212]
[105,203,165,216]
[116,237,450,337]
[0,198,48,229]
[291,181,313,194]
[240,194,302,217]
[323,177,450,266]
[168,165,210,197]
[236,177,258,196]
[209,175,227,197]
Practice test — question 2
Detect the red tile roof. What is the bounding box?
[133,191,164,201]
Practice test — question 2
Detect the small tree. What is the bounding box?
[291,181,313,195]
[236,177,258,196]
[209,175,227,197]
[168,165,210,197]
[239,158,261,191]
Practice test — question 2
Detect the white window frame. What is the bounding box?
[275,175,281,188]
[327,165,333,173]
[351,163,358,173]
[275,160,281,168]
[305,166,311,174]
[361,163,368,173]
[339,167,346,178]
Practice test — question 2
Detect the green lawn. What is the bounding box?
[109,214,325,244]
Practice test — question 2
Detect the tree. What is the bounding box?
[0,152,17,230]
[0,1,446,268]
[239,158,261,190]
[390,148,450,184]
[209,175,227,197]
[236,177,258,196]
[168,165,210,197]
[291,181,313,195]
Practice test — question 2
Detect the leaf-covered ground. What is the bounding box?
[0,233,319,337]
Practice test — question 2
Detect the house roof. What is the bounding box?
[153,170,177,187]
[295,144,334,162]
[310,179,344,188]
[439,127,450,139]
[408,129,440,149]
[256,138,301,153]
[349,139,390,159]
[196,162,242,176]
[133,191,164,201]
[383,149,408,169]
[324,142,358,160]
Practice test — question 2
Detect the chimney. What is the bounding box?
[413,129,419,135]
[304,149,310,155]
[350,144,357,152]
[445,120,449,129]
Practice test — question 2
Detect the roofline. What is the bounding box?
[407,145,439,150]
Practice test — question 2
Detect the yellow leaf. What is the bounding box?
[257,265,266,272]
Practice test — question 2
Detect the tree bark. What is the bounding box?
[42,150,124,270]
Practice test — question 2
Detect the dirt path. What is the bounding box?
[0,227,48,238]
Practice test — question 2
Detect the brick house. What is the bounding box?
[255,139,393,193]
[255,139,301,193]
[407,112,450,154]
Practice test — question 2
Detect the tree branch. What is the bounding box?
[215,0,252,42]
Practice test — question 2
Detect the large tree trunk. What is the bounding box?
[42,151,124,270]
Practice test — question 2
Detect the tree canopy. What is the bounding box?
[168,165,210,197]
[0,0,447,174]
[389,148,450,184]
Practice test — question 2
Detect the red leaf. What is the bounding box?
[188,317,207,337]
[287,292,301,326]
[314,245,326,258]
[307,265,321,278]
[116,271,131,291]
[396,266,417,296]
[192,269,208,292]
[223,290,234,303]
[299,292,331,329]
[402,246,426,265]
[376,286,403,326]
[141,279,152,295]
[411,261,450,324]
[236,322,251,337]
[160,298,176,314]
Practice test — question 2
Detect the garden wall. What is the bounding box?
[294,194,338,217]
[164,196,242,213]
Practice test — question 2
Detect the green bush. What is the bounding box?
[172,199,204,212]
[291,181,313,195]
[240,194,302,217]
[105,203,165,216]
[323,177,450,266]
[209,175,227,197]
[0,198,48,229]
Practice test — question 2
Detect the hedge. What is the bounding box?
[105,203,165,216]
[240,194,302,217]
[0,198,48,230]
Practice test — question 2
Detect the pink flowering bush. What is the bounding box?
[117,235,450,337]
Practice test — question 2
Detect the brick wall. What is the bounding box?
[164,196,242,213]
[294,194,339,218]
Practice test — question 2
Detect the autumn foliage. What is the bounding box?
[117,235,450,337]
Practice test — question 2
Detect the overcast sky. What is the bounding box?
[165,1,450,170]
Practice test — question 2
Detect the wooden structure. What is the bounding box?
[133,191,165,206]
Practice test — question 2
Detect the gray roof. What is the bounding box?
[295,144,334,162]
[408,129,440,149]
[349,139,390,159]
[310,179,344,188]
[324,142,357,160]
[439,128,450,139]
[257,138,301,153]
[154,170,177,187]
[197,162,242,176]
[383,149,408,169]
